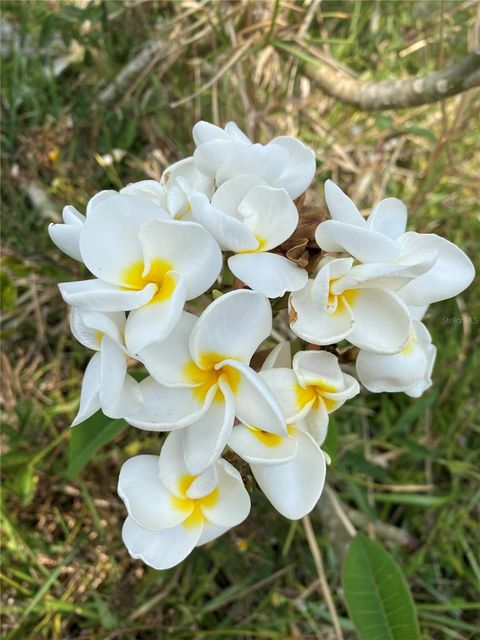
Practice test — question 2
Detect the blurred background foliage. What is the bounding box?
[1,1,479,638]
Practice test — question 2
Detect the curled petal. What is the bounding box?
[228,253,308,298]
[59,279,156,312]
[124,272,187,355]
[71,353,101,426]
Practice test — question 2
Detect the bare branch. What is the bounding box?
[305,52,480,111]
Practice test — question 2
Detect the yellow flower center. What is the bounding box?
[171,474,220,529]
[121,258,176,303]
[295,378,339,413]
[182,352,241,402]
[328,279,359,314]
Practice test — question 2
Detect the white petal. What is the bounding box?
[211,175,265,218]
[304,401,330,446]
[224,360,286,435]
[367,198,407,238]
[289,281,354,345]
[333,260,436,293]
[224,121,251,143]
[48,223,83,261]
[70,308,125,350]
[251,429,326,519]
[99,336,142,418]
[189,290,272,366]
[118,455,189,529]
[315,220,400,263]
[397,232,475,305]
[197,523,229,545]
[228,253,308,298]
[260,368,313,423]
[190,193,258,252]
[80,193,169,286]
[216,143,288,187]
[347,287,411,354]
[158,430,190,497]
[71,352,101,426]
[120,180,168,210]
[122,516,202,570]
[228,423,297,465]
[138,219,222,300]
[323,180,365,226]
[182,377,235,475]
[162,157,214,199]
[125,273,186,355]
[62,205,85,226]
[238,185,298,250]
[125,377,214,431]
[139,312,197,386]
[356,320,435,395]
[193,121,230,145]
[59,279,156,312]
[200,459,250,527]
[261,342,292,370]
[186,465,218,499]
[193,139,239,178]
[293,350,344,390]
[269,136,316,198]
[85,190,117,215]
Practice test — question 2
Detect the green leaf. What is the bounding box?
[66,411,126,480]
[343,534,421,640]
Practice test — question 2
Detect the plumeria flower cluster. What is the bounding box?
[50,120,474,570]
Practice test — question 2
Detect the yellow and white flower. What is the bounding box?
[260,348,360,445]
[316,180,475,306]
[127,290,286,474]
[191,177,308,297]
[118,431,250,570]
[289,256,415,354]
[69,307,142,425]
[58,191,222,355]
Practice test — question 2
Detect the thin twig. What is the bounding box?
[302,514,344,640]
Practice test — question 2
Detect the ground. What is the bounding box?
[1,1,479,639]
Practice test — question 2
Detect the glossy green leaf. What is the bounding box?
[343,534,421,640]
[66,411,126,480]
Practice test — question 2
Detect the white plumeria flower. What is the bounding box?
[316,180,475,306]
[260,349,360,445]
[356,320,436,398]
[121,157,214,221]
[69,307,141,425]
[58,192,222,355]
[118,431,250,570]
[191,176,308,297]
[48,191,116,261]
[289,256,415,354]
[192,120,316,199]
[126,290,286,474]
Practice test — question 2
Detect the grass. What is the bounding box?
[1,1,479,638]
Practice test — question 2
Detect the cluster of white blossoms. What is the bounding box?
[49,121,474,570]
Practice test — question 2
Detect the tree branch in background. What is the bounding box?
[305,52,480,111]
